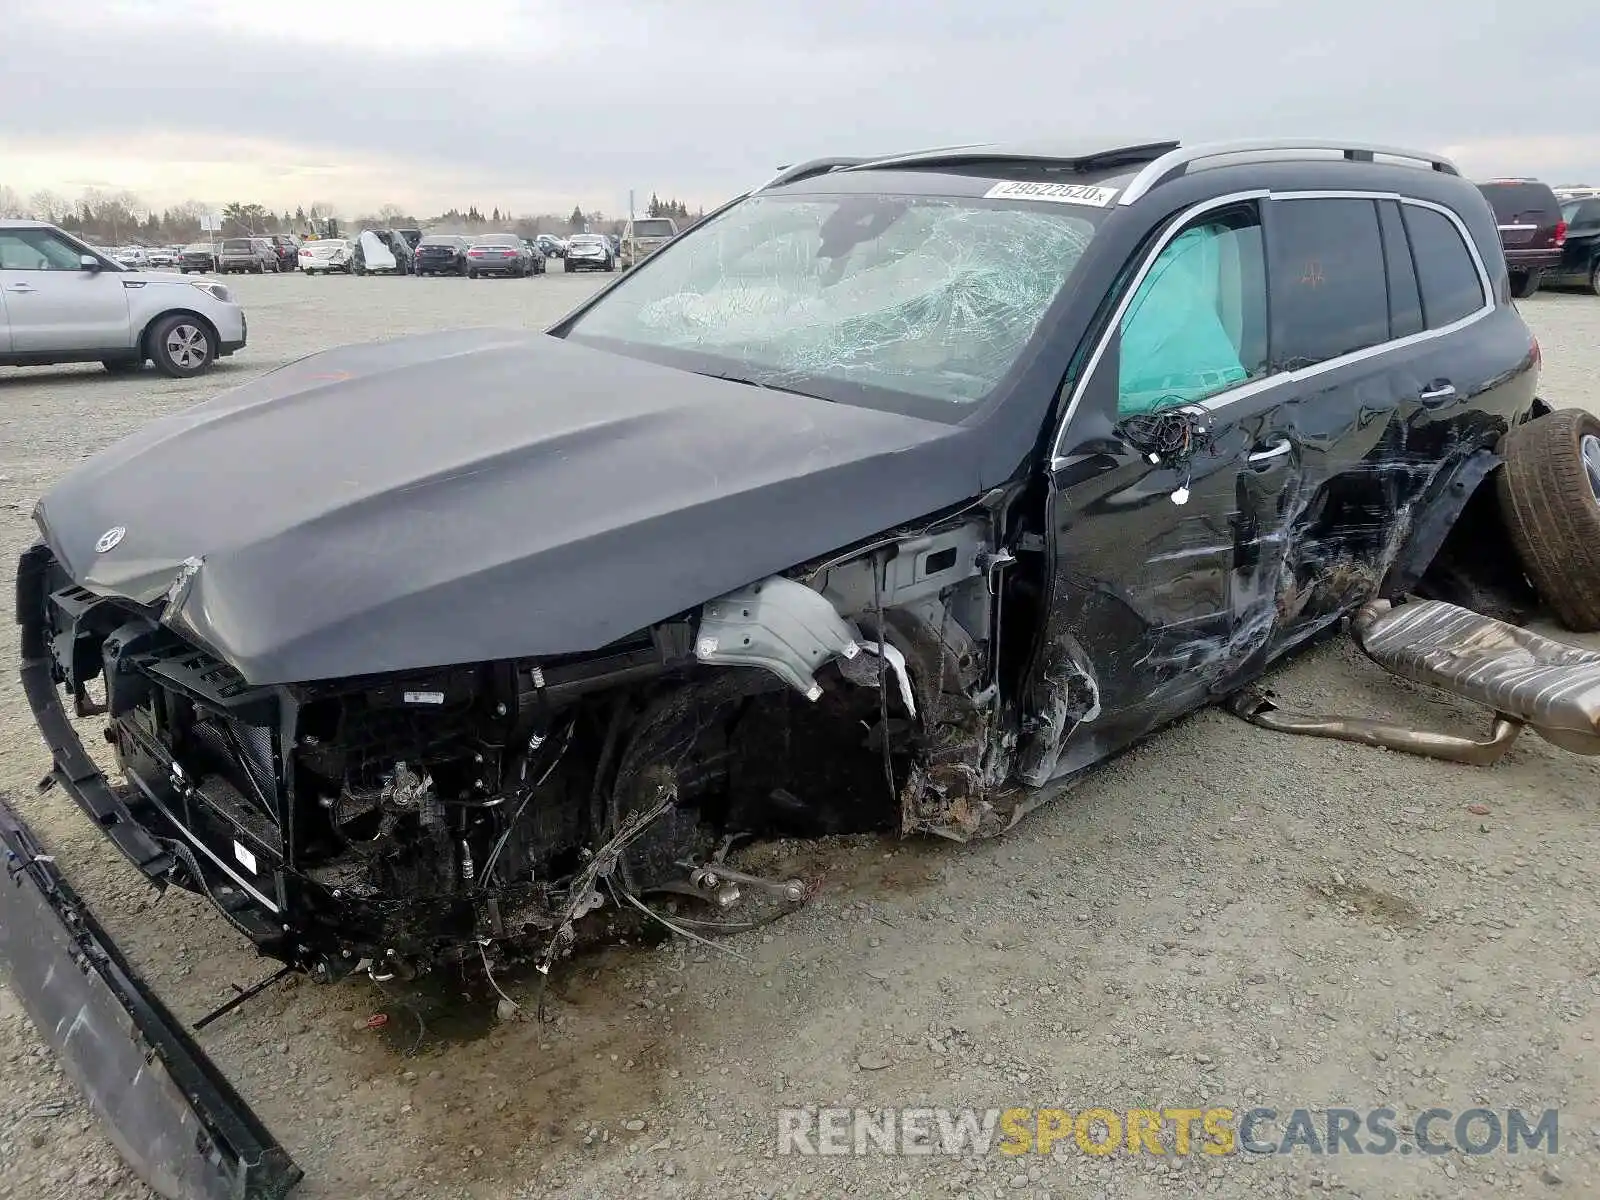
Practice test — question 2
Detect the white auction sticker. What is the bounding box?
[983,180,1119,207]
[403,690,446,705]
[233,840,258,875]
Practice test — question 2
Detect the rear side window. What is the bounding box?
[1268,198,1389,368]
[1377,201,1424,340]
[1402,205,1486,328]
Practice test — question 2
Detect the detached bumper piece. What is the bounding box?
[1229,598,1600,764]
[0,796,301,1200]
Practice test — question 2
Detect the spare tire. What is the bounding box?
[1496,407,1600,631]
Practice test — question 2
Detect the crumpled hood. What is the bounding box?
[35,329,989,683]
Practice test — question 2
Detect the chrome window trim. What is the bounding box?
[1048,189,1495,471]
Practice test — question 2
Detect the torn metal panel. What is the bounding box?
[837,640,917,716]
[1015,636,1101,787]
[1379,449,1503,598]
[695,575,861,699]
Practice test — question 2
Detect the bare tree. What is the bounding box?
[0,185,25,218]
[82,188,146,242]
[28,189,71,223]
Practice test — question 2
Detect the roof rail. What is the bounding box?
[755,158,880,191]
[842,140,1179,175]
[1117,139,1461,205]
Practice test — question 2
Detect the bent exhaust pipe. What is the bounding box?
[1224,689,1525,767]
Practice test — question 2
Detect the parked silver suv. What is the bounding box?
[0,220,247,377]
[216,236,281,274]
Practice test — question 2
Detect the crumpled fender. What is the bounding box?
[1379,447,1503,600]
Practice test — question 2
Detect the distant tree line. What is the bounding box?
[0,182,708,245]
[645,193,693,220]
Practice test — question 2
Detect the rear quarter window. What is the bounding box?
[1377,201,1424,340]
[1401,205,1486,328]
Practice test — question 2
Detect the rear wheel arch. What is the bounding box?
[1379,448,1535,622]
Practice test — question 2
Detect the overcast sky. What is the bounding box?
[3,0,1597,219]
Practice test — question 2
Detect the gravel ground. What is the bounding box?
[2,273,1600,1200]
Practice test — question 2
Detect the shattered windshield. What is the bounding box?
[566,192,1100,414]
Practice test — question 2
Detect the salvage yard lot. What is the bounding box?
[2,276,1600,1200]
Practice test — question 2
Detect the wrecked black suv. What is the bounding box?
[13,137,1600,1196]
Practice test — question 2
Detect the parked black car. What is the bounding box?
[535,233,566,259]
[215,236,280,274]
[17,137,1597,1198]
[267,234,302,272]
[521,237,549,273]
[397,227,423,252]
[177,242,217,273]
[1477,178,1568,297]
[1548,195,1600,294]
[413,234,472,276]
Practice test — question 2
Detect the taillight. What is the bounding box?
[468,250,484,257]
[1553,220,1567,247]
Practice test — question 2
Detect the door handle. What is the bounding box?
[1418,380,1457,406]
[5,283,36,293]
[1246,438,1292,465]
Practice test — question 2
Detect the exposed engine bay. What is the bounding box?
[20,508,1024,982]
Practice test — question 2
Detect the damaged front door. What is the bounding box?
[1020,198,1301,783]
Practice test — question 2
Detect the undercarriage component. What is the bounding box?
[1226,689,1525,766]
[1358,599,1600,753]
[686,862,806,904]
[1228,598,1600,763]
[536,770,679,975]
